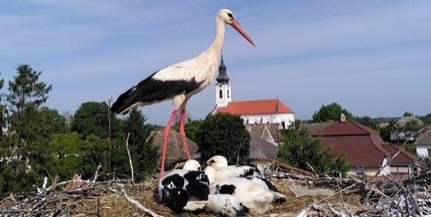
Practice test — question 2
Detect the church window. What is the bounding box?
[219,89,223,98]
[227,90,230,98]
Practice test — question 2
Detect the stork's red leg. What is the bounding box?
[159,109,178,179]
[179,108,191,159]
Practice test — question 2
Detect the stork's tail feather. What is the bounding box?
[110,87,135,115]
[273,192,287,203]
[262,178,280,193]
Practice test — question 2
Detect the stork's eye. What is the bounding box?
[227,13,233,18]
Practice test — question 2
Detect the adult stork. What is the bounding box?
[110,9,255,178]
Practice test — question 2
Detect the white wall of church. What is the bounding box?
[215,84,232,107]
[241,113,295,129]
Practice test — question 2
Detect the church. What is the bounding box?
[212,56,295,130]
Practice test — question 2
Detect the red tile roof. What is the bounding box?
[214,99,294,115]
[311,120,417,168]
[381,143,419,164]
[321,135,386,167]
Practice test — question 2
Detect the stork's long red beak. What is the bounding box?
[230,20,256,47]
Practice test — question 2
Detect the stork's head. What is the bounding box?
[183,159,202,171]
[204,165,216,184]
[206,155,228,170]
[218,9,255,46]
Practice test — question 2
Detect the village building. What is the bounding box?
[414,126,431,157]
[307,114,419,176]
[212,56,295,130]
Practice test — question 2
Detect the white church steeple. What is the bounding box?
[215,55,231,107]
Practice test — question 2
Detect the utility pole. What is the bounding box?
[107,96,113,173]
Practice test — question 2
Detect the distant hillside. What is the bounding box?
[373,117,400,123]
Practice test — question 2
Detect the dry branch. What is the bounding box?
[125,132,135,184]
[120,185,162,217]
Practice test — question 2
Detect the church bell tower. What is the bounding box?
[215,55,232,107]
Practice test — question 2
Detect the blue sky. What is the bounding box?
[1,1,430,125]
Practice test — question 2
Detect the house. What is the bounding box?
[308,114,419,176]
[212,56,295,129]
[150,129,199,163]
[414,126,431,157]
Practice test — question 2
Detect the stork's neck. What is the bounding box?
[210,18,226,55]
[200,17,225,62]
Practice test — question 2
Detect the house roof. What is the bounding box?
[313,120,380,137]
[249,135,278,160]
[301,122,332,135]
[247,124,279,159]
[214,99,294,115]
[311,119,417,168]
[150,129,199,162]
[247,123,283,143]
[414,126,431,145]
[381,143,419,164]
[319,135,387,167]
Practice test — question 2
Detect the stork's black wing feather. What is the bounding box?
[110,70,204,114]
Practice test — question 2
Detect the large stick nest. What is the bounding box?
[1,161,430,216]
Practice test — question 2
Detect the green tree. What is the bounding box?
[0,158,40,197]
[403,111,414,117]
[6,64,52,143]
[46,133,81,180]
[312,103,353,123]
[0,74,5,136]
[71,101,123,139]
[184,118,204,142]
[123,109,159,181]
[77,134,110,179]
[355,116,379,130]
[196,113,250,164]
[277,128,350,174]
[379,119,397,142]
[35,107,67,138]
[0,65,52,196]
[420,113,431,126]
[77,134,131,180]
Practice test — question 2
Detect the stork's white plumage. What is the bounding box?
[207,155,287,202]
[110,9,255,179]
[158,160,210,213]
[204,166,275,215]
[206,155,264,180]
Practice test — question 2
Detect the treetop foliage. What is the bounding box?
[312,102,353,123]
[71,101,123,139]
[196,113,250,164]
[355,116,379,130]
[7,64,52,110]
[403,111,414,117]
[277,128,350,175]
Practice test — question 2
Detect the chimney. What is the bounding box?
[340,113,346,122]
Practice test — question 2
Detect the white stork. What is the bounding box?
[158,159,210,213]
[204,166,276,215]
[207,155,287,202]
[110,9,255,179]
